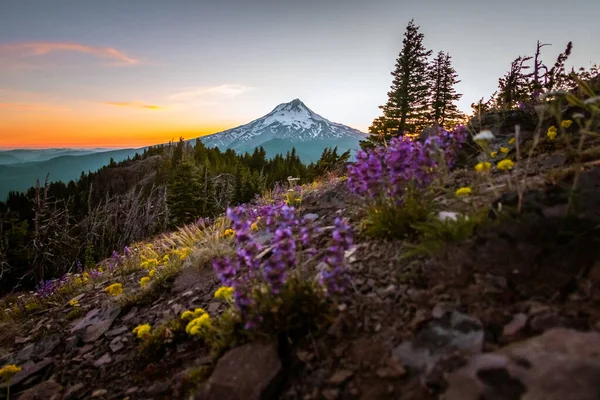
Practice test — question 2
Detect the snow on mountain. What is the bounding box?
[199,99,366,160]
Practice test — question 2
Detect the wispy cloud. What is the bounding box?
[169,84,253,101]
[103,101,165,110]
[0,42,138,67]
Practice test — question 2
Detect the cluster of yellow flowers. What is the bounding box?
[185,313,212,336]
[69,299,79,307]
[561,119,573,129]
[161,254,170,264]
[490,151,498,158]
[149,269,156,278]
[497,159,514,171]
[140,258,158,269]
[475,161,492,173]
[181,308,212,336]
[547,120,573,141]
[181,308,206,321]
[132,323,151,339]
[214,286,234,301]
[104,283,123,296]
[500,147,509,154]
[455,187,472,196]
[223,229,235,238]
[139,277,150,287]
[0,364,21,381]
[172,248,191,261]
[73,272,90,286]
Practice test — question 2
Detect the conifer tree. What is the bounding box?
[364,19,432,149]
[429,51,463,129]
[167,157,203,226]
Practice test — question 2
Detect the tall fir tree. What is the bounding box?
[429,51,463,129]
[364,19,432,149]
[167,157,203,226]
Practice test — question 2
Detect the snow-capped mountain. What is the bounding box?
[198,99,365,161]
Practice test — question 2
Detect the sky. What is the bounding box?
[0,0,598,149]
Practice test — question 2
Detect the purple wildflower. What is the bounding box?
[321,218,353,295]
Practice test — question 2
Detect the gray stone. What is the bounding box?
[91,389,107,397]
[208,302,220,314]
[8,334,60,365]
[302,213,319,222]
[328,370,354,385]
[17,380,63,400]
[71,306,120,343]
[63,383,85,399]
[105,326,128,337]
[254,231,274,246]
[0,358,53,389]
[443,328,600,400]
[502,313,528,340]
[93,352,112,367]
[205,341,282,400]
[109,337,125,353]
[393,310,484,373]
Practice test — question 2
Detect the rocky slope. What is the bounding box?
[1,141,600,400]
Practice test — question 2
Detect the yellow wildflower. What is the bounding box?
[0,364,21,381]
[251,221,259,231]
[455,187,472,196]
[98,267,103,273]
[140,277,150,287]
[181,308,206,321]
[490,151,498,158]
[132,324,151,339]
[311,182,319,189]
[561,119,573,129]
[508,138,516,145]
[339,176,348,182]
[83,272,90,280]
[104,283,123,296]
[214,286,234,301]
[69,299,79,307]
[140,258,158,269]
[475,162,492,173]
[178,248,191,260]
[223,229,235,238]
[500,147,509,154]
[547,126,558,140]
[497,159,514,171]
[148,269,156,278]
[161,254,170,264]
[186,313,212,336]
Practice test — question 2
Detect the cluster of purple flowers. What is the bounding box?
[108,250,121,270]
[212,203,352,329]
[347,126,467,200]
[35,276,68,298]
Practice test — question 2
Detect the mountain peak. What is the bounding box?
[272,98,309,114]
[199,99,366,161]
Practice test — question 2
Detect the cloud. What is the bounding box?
[0,42,138,66]
[103,101,165,110]
[169,84,253,101]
